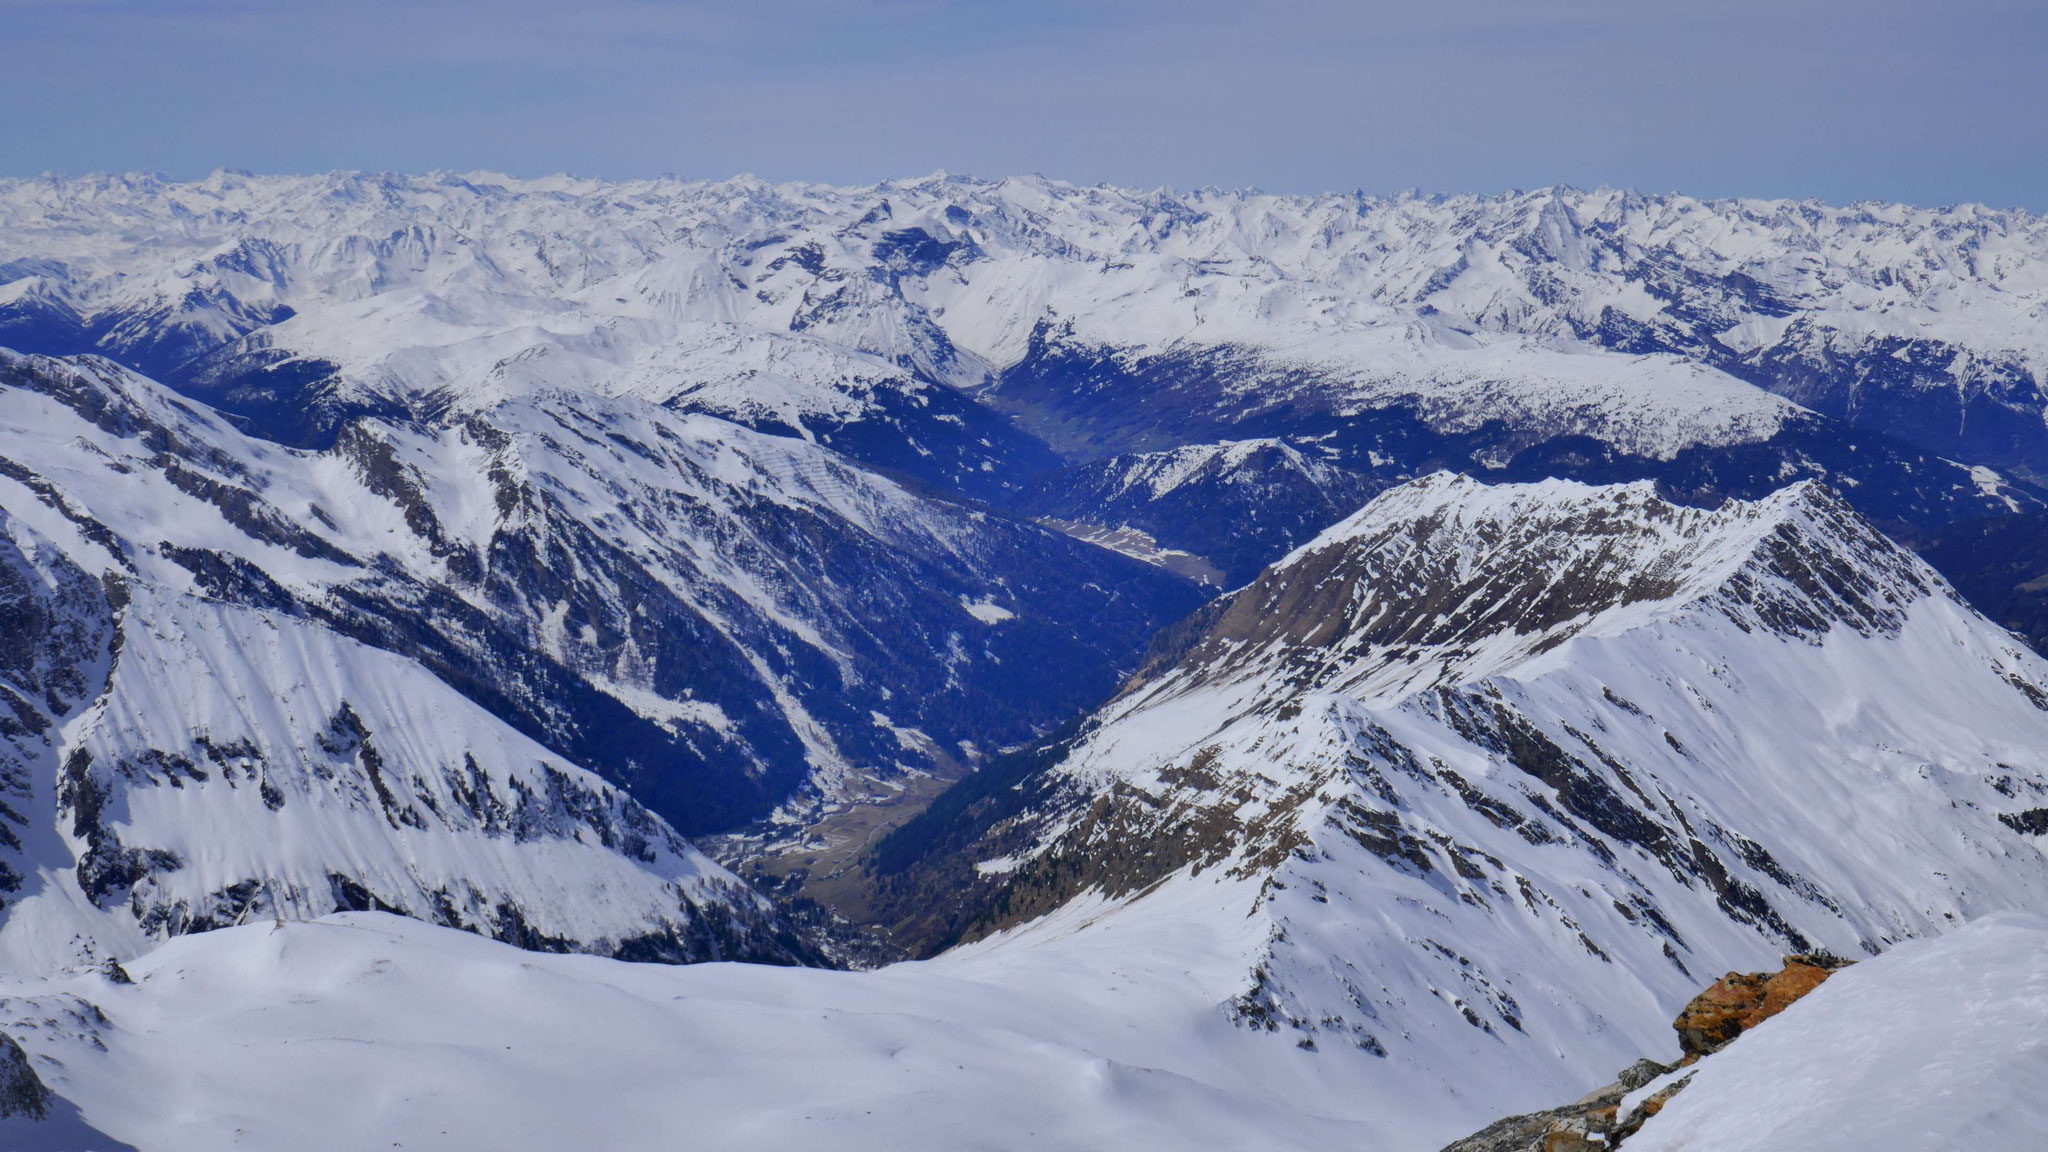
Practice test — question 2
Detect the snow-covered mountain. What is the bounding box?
[0,345,1200,971]
[0,505,812,977]
[4,171,2048,1147]
[867,472,2048,1134]
[0,349,1196,840]
[3,171,2038,584]
[6,473,2048,1151]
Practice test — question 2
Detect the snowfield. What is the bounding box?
[1629,912,2048,1152]
[0,906,1384,1152]
[5,906,2046,1150]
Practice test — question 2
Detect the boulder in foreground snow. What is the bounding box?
[1444,913,2048,1151]
[1628,912,2048,1152]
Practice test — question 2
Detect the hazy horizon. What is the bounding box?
[5,0,2045,211]
[6,167,2042,216]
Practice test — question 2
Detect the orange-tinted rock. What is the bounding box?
[1441,957,1850,1151]
[1673,954,1848,1057]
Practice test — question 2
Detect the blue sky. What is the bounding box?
[4,0,2044,207]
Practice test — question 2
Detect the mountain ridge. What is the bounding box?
[5,172,2044,469]
[4,169,2048,1148]
[864,471,2048,1139]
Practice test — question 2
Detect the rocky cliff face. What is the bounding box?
[0,1031,51,1122]
[1670,955,1849,1060]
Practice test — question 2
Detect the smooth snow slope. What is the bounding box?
[1629,912,2048,1152]
[9,909,2045,1151]
[0,909,1379,1152]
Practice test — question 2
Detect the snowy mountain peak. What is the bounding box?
[872,470,2048,1138]
[1127,473,1935,713]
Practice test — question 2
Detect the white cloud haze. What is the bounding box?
[3,0,2043,206]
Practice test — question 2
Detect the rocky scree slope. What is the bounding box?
[870,472,2048,1124]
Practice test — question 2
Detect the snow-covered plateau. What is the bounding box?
[0,856,2040,1150]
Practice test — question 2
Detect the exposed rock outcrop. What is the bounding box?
[0,1031,51,1121]
[1440,1058,1671,1152]
[1672,953,1850,1059]
[1439,954,1849,1151]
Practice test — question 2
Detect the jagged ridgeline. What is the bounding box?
[869,474,2048,1114]
[7,175,2048,477]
